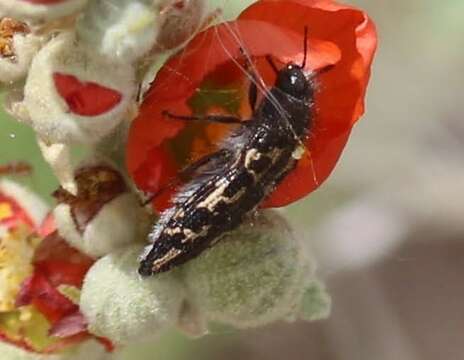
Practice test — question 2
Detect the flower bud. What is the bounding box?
[76,0,160,63]
[80,244,185,345]
[23,31,135,144]
[156,0,207,51]
[0,17,41,84]
[53,164,142,258]
[181,211,327,329]
[0,0,88,23]
[299,280,331,321]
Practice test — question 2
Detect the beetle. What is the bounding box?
[139,27,333,276]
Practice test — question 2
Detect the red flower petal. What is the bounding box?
[16,232,94,325]
[37,212,56,238]
[49,311,87,338]
[16,273,78,324]
[126,0,377,210]
[6,222,111,353]
[240,0,377,206]
[0,192,35,230]
[42,333,91,354]
[33,231,94,288]
[47,322,114,354]
[53,73,122,117]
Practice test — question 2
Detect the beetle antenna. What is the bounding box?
[301,26,308,69]
[308,63,336,80]
[265,55,279,75]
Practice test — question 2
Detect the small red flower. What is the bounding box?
[10,231,113,353]
[126,0,377,210]
[0,182,112,354]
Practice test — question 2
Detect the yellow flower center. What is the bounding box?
[0,225,39,312]
[0,202,13,221]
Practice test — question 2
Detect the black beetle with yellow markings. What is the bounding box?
[139,28,333,276]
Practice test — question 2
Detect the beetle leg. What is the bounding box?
[248,80,258,112]
[237,47,260,112]
[141,149,231,206]
[162,111,242,124]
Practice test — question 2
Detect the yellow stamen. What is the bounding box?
[0,226,39,312]
[0,202,13,221]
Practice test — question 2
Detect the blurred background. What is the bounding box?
[1,0,463,359]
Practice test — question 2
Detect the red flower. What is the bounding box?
[0,189,112,353]
[126,0,377,210]
[13,231,113,353]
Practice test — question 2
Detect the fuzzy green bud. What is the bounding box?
[181,210,328,328]
[300,280,331,321]
[80,245,185,345]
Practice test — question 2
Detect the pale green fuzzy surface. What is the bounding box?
[77,0,160,62]
[181,211,322,328]
[79,211,329,345]
[0,340,110,360]
[80,245,185,346]
[300,280,332,321]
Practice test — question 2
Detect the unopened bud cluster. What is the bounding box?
[0,0,331,358]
